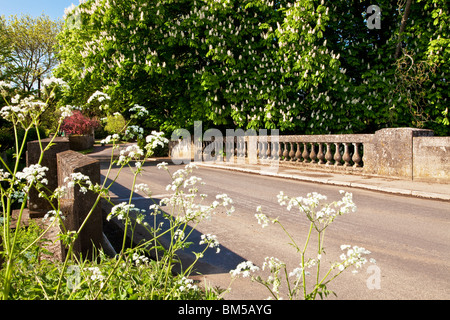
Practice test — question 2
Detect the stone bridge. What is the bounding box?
[14,127,449,261]
[170,127,450,184]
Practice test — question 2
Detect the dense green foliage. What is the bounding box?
[0,14,62,92]
[0,221,219,300]
[0,14,63,150]
[104,113,127,134]
[55,0,448,135]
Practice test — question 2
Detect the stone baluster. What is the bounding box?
[310,143,317,164]
[278,142,283,160]
[266,141,271,159]
[334,142,342,166]
[220,139,225,162]
[244,140,247,159]
[201,141,206,160]
[255,141,260,160]
[302,142,310,163]
[223,140,228,162]
[236,139,242,158]
[325,143,333,165]
[212,140,217,161]
[244,141,248,159]
[256,140,261,161]
[352,142,363,167]
[258,141,263,160]
[208,141,213,158]
[262,141,268,159]
[317,143,325,164]
[271,141,279,161]
[295,142,302,162]
[199,140,204,161]
[283,142,289,161]
[343,143,352,167]
[288,142,295,161]
[228,140,234,162]
[217,139,223,162]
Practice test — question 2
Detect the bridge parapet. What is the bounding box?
[170,127,449,183]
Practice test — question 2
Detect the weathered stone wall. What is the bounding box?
[57,150,102,260]
[413,136,450,183]
[170,127,449,183]
[24,138,104,260]
[69,134,94,151]
[364,128,434,179]
[26,138,70,217]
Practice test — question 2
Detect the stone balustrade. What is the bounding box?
[249,134,371,169]
[192,133,372,173]
[170,127,449,183]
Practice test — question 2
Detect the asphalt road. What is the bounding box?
[101,161,450,300]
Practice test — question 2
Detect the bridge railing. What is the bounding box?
[170,128,449,183]
[190,133,372,174]
[246,134,371,169]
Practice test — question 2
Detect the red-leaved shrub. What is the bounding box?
[61,110,100,135]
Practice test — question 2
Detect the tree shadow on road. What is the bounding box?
[101,175,247,276]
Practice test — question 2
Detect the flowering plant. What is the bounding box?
[61,110,100,135]
[1,76,373,300]
[231,190,375,300]
[0,79,227,300]
[0,78,76,298]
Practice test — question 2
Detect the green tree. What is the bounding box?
[55,0,448,135]
[0,16,11,82]
[1,14,62,94]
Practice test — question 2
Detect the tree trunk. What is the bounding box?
[395,0,413,59]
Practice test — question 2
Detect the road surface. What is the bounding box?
[101,160,450,300]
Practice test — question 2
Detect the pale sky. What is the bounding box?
[0,0,79,20]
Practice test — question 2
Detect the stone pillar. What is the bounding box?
[363,128,433,179]
[412,136,450,183]
[57,150,102,260]
[26,138,70,218]
[69,134,94,151]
